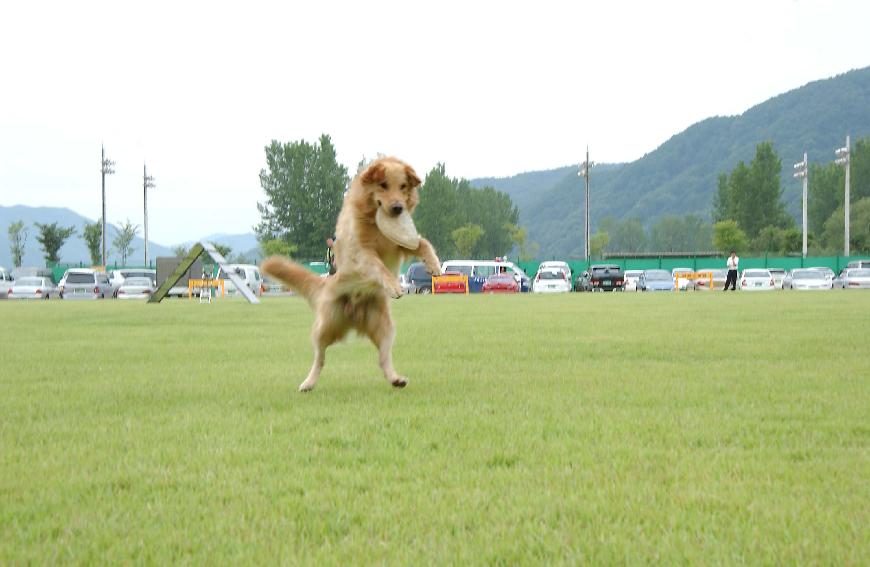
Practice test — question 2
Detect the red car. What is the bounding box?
[482,273,519,293]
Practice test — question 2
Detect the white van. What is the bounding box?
[218,264,263,297]
[440,259,530,292]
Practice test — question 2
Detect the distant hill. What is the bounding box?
[472,66,870,258]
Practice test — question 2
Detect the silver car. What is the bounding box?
[60,269,113,300]
[768,268,786,289]
[9,276,57,300]
[116,276,156,300]
[808,267,835,289]
[783,269,830,291]
[0,267,13,299]
[838,268,870,289]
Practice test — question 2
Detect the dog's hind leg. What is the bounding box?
[365,313,407,388]
[299,317,339,392]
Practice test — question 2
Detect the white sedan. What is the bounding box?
[116,277,156,300]
[784,269,831,291]
[740,269,775,291]
[9,276,57,299]
[838,268,870,289]
[532,269,571,293]
[623,270,644,292]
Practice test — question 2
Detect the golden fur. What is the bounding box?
[261,156,441,392]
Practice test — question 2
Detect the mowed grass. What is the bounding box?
[1,291,869,564]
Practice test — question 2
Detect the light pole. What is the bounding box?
[793,152,808,258]
[100,145,115,267]
[143,164,155,267]
[834,135,851,257]
[578,147,594,261]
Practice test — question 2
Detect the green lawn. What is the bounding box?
[2,292,869,564]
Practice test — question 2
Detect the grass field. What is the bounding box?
[2,292,869,564]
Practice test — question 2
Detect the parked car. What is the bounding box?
[109,269,157,296]
[846,259,870,269]
[575,264,624,292]
[623,270,644,292]
[9,276,57,300]
[783,268,831,291]
[532,268,571,293]
[59,268,112,299]
[768,268,786,289]
[694,269,728,291]
[637,269,675,292]
[482,273,519,293]
[218,264,263,296]
[0,266,13,299]
[671,267,694,291]
[116,276,156,299]
[398,274,413,295]
[740,269,775,291]
[837,268,870,289]
[807,267,835,289]
[406,262,433,294]
[539,261,572,282]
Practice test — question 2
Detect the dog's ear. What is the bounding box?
[404,165,421,189]
[361,162,386,184]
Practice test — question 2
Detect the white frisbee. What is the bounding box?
[376,208,421,249]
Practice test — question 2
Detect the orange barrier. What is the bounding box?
[674,271,713,292]
[432,274,469,294]
[188,278,225,300]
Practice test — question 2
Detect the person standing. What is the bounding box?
[724,250,739,291]
[326,237,337,275]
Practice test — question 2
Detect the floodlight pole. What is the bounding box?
[578,147,594,261]
[834,135,851,257]
[100,145,115,267]
[143,164,156,267]
[793,152,808,258]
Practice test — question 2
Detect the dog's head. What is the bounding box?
[356,157,422,218]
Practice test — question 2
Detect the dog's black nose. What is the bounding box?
[390,203,404,217]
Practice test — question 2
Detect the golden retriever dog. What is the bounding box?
[261,156,441,392]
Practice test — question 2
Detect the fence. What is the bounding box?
[515,256,868,277]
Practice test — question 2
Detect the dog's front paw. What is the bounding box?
[390,376,408,388]
[386,279,404,299]
[425,260,442,277]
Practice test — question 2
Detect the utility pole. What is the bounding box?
[143,164,155,267]
[578,147,594,261]
[793,152,808,258]
[835,135,851,257]
[100,145,115,267]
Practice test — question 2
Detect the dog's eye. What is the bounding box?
[379,182,388,190]
[400,183,407,190]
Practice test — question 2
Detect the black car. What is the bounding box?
[574,264,625,292]
[406,262,433,294]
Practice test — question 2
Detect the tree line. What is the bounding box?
[6,218,140,268]
[256,135,522,261]
[587,139,870,257]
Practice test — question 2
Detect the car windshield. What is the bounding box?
[810,268,834,276]
[446,265,473,276]
[768,269,785,274]
[17,277,44,286]
[66,273,95,284]
[848,269,870,277]
[644,271,671,281]
[408,265,430,279]
[792,271,823,280]
[592,266,620,274]
[744,271,770,278]
[625,271,643,277]
[539,271,563,280]
[123,277,152,286]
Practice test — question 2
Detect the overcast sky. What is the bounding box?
[1,0,868,245]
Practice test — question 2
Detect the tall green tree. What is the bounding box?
[260,237,297,259]
[712,220,748,253]
[35,222,76,266]
[808,162,843,238]
[589,231,610,259]
[256,134,348,259]
[712,173,731,223]
[821,197,870,254]
[112,219,139,266]
[8,220,27,267]
[613,217,648,253]
[82,219,102,266]
[451,224,484,258]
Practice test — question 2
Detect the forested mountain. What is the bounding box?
[473,66,870,258]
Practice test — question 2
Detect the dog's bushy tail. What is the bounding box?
[261,256,324,304]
